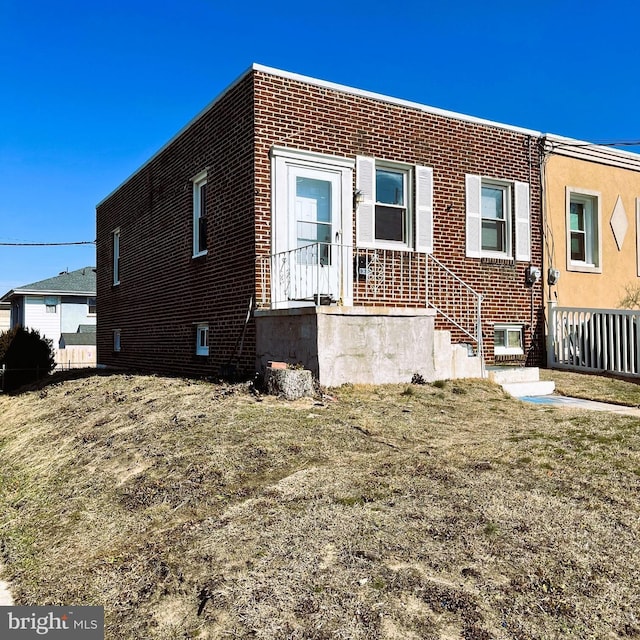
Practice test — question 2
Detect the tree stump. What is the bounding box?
[264,367,314,400]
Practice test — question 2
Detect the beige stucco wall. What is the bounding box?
[545,154,640,309]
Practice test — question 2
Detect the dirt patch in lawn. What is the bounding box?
[0,372,639,639]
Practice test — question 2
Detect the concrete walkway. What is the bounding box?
[0,577,13,606]
[521,394,640,417]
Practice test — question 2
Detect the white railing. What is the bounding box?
[426,253,483,361]
[258,243,429,308]
[258,243,347,307]
[258,244,484,361]
[548,303,640,376]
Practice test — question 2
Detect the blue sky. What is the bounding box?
[2,0,640,295]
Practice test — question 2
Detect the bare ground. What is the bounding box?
[0,371,639,639]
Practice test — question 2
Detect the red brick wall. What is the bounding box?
[252,71,544,365]
[97,67,544,378]
[96,74,257,376]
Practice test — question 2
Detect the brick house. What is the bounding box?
[96,65,544,385]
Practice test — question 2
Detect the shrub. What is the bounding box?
[0,327,56,392]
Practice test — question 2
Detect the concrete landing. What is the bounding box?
[486,366,555,397]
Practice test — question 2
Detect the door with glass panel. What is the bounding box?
[286,166,341,304]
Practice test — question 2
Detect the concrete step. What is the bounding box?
[486,366,541,384]
[501,380,556,398]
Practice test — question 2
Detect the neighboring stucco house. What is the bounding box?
[542,137,640,374]
[1,267,97,368]
[96,65,545,385]
[542,135,640,309]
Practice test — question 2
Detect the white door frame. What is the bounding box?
[271,147,354,308]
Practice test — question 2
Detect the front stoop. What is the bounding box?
[486,366,556,398]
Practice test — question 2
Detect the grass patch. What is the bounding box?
[0,372,638,638]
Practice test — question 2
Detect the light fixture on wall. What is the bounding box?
[353,189,364,206]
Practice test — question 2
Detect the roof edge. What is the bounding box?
[543,133,640,172]
[252,64,541,137]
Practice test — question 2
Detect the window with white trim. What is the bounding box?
[87,297,96,315]
[196,324,209,356]
[45,296,58,314]
[113,228,120,285]
[113,329,121,352]
[494,324,524,356]
[466,175,530,261]
[192,170,208,257]
[482,181,510,255]
[567,188,600,272]
[356,156,433,252]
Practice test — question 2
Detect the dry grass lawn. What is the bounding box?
[0,370,639,639]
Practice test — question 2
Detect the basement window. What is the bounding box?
[196,324,209,356]
[494,324,523,356]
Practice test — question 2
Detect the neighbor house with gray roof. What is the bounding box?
[1,267,97,368]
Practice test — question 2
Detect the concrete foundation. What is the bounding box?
[255,306,482,387]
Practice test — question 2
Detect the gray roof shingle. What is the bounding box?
[2,267,96,300]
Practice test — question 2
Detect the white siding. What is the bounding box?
[24,296,62,346]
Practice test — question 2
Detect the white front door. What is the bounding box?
[288,165,341,304]
[271,148,354,308]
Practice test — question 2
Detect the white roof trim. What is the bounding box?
[1,288,95,301]
[252,64,541,137]
[543,133,640,172]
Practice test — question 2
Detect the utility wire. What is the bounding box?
[0,241,95,246]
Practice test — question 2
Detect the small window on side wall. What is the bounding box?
[113,228,121,285]
[113,329,121,352]
[88,297,97,315]
[192,170,208,258]
[196,324,209,356]
[494,324,523,356]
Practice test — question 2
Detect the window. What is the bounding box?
[113,228,120,285]
[87,297,97,315]
[192,170,208,257]
[113,329,121,352]
[481,182,510,254]
[45,296,58,314]
[566,189,600,272]
[196,324,209,356]
[466,175,530,261]
[494,324,524,356]
[356,156,433,252]
[375,167,408,243]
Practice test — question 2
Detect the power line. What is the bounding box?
[0,241,95,246]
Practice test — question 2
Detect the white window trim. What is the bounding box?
[113,228,120,285]
[192,170,208,259]
[356,156,433,253]
[196,323,209,356]
[566,187,602,273]
[87,297,96,316]
[466,175,530,261]
[481,179,512,259]
[493,324,524,356]
[113,329,121,353]
[374,160,413,250]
